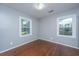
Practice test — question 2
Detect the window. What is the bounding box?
[19,16,32,37]
[57,14,76,38]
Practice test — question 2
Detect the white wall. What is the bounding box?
[39,8,79,48]
[0,5,38,51]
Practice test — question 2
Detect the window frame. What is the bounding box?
[57,14,76,38]
[19,16,32,37]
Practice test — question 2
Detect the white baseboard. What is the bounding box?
[0,39,37,54]
[41,39,79,49]
[0,39,79,54]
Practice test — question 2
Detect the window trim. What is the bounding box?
[57,14,76,38]
[19,16,32,37]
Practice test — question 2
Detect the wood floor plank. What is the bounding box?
[0,39,79,56]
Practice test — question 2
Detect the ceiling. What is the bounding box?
[2,3,79,19]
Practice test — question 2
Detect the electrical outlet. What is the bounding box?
[10,42,13,45]
[50,37,53,40]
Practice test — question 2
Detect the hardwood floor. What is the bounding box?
[0,39,79,56]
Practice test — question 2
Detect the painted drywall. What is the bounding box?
[77,16,79,48]
[0,5,38,51]
[39,8,79,48]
